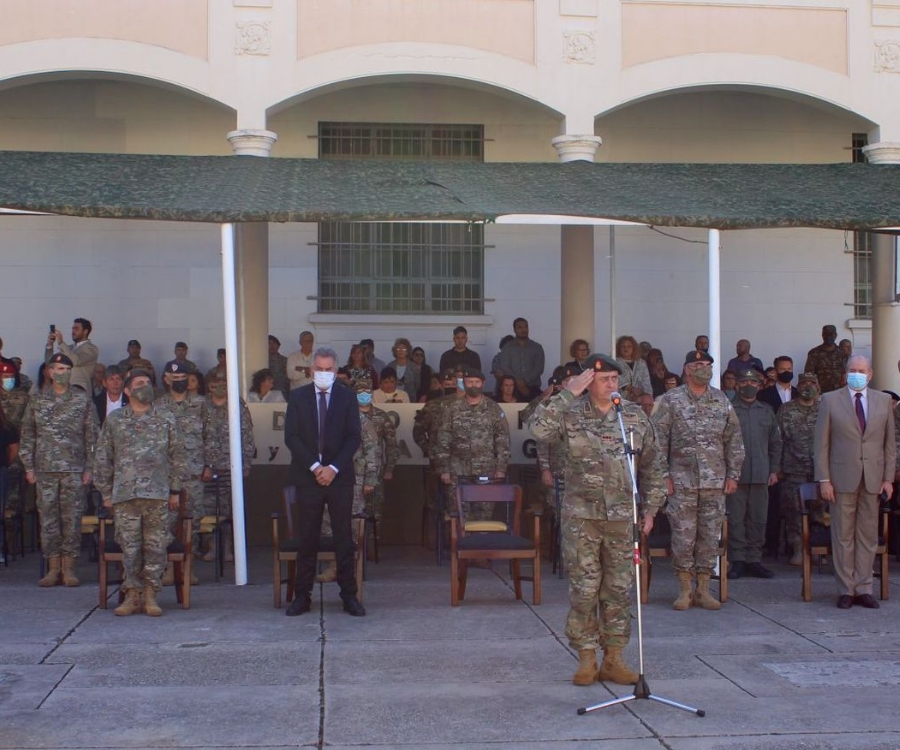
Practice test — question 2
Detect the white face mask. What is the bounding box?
[314,371,336,390]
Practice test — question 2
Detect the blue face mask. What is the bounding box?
[456,378,464,391]
[847,372,868,391]
[357,392,372,405]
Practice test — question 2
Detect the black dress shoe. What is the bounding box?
[285,598,312,617]
[745,562,775,579]
[853,594,880,609]
[342,597,366,617]
[837,595,853,609]
[727,561,745,579]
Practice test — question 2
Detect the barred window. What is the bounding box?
[317,122,485,314]
[851,133,871,319]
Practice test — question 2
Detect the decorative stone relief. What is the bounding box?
[564,30,596,65]
[235,21,271,56]
[875,40,900,72]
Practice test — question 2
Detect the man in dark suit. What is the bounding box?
[757,356,799,414]
[92,365,129,426]
[284,346,364,617]
[814,355,895,609]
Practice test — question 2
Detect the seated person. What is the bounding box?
[372,367,410,404]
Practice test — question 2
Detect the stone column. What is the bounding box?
[227,129,278,392]
[553,135,602,357]
[862,142,900,392]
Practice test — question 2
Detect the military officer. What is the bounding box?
[652,350,745,611]
[530,354,666,686]
[117,339,158,386]
[0,361,29,515]
[804,324,846,394]
[94,369,186,616]
[19,353,99,587]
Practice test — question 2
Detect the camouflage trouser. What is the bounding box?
[35,472,85,559]
[667,488,725,576]
[424,469,441,511]
[726,484,768,563]
[562,516,633,650]
[4,460,23,513]
[167,478,205,549]
[202,470,234,518]
[322,482,369,542]
[446,475,494,522]
[114,498,168,593]
[780,477,823,548]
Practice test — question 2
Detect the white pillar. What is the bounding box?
[862,142,900,392]
[708,229,722,386]
[554,134,602,356]
[227,129,278,157]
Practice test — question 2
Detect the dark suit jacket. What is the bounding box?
[284,382,361,487]
[93,391,130,425]
[814,387,896,494]
[757,385,798,414]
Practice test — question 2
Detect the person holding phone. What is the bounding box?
[44,318,99,395]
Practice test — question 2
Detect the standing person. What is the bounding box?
[0,398,20,563]
[725,339,764,377]
[346,344,379,390]
[728,370,782,580]
[777,373,821,566]
[0,361,28,519]
[283,346,364,617]
[529,354,666,686]
[814,355,895,609]
[563,339,591,374]
[44,318,99,395]
[93,365,129,426]
[171,342,197,373]
[268,335,289,398]
[695,335,709,353]
[496,318,545,400]
[804,324,846,394]
[287,331,315,391]
[387,338,420,402]
[652,350,744,611]
[94,369,186,616]
[359,339,386,375]
[439,326,482,374]
[19,353,99,587]
[614,335,652,399]
[117,340,157,385]
[757,356,798,413]
[410,346,433,402]
[206,348,227,383]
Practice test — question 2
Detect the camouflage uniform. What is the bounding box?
[530,391,666,650]
[413,392,458,511]
[433,396,511,520]
[652,385,745,575]
[0,388,30,513]
[117,356,157,384]
[202,397,255,518]
[94,404,186,593]
[156,392,207,546]
[525,393,563,517]
[777,399,821,548]
[803,345,845,394]
[19,387,98,560]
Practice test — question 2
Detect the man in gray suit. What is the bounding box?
[813,355,895,609]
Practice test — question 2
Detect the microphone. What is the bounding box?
[610,391,623,411]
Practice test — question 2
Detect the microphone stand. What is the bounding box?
[578,392,704,718]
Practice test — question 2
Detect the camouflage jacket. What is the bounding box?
[521,393,565,475]
[652,385,745,489]
[433,397,511,477]
[529,390,666,520]
[46,339,99,396]
[803,345,845,394]
[156,393,207,477]
[19,387,98,474]
[358,406,399,483]
[117,356,157,384]
[0,388,30,431]
[203,397,256,470]
[413,393,458,459]
[94,403,186,504]
[777,399,818,479]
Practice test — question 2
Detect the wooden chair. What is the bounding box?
[271,486,365,609]
[798,482,890,602]
[639,506,729,604]
[449,482,541,606]
[98,491,192,609]
[197,472,233,581]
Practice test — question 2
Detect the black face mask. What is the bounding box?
[171,380,188,394]
[738,385,758,400]
[776,371,793,384]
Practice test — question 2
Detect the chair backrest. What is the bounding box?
[798,482,820,511]
[455,483,522,537]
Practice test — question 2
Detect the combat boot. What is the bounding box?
[223,536,234,563]
[572,649,598,686]
[114,589,142,616]
[60,557,80,587]
[598,648,639,685]
[672,571,693,610]
[143,585,163,617]
[38,556,62,587]
[693,573,722,610]
[199,534,215,562]
[161,563,175,586]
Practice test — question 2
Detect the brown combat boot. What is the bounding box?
[143,585,163,617]
[672,571,693,610]
[161,563,175,586]
[38,556,62,587]
[572,649,598,686]
[114,589,142,616]
[598,647,639,685]
[693,573,722,610]
[60,557,80,587]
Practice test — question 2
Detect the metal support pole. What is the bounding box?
[221,223,248,586]
[708,229,721,386]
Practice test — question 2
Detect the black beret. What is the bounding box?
[163,360,186,374]
[684,350,714,365]
[584,354,622,374]
[48,353,73,367]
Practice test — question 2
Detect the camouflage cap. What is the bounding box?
[736,368,762,383]
[684,349,714,365]
[163,360,187,374]
[124,367,153,387]
[583,353,622,374]
[355,376,373,392]
[47,353,73,367]
[462,366,486,381]
[0,361,16,375]
[798,372,819,385]
[441,367,458,380]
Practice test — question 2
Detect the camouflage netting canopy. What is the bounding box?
[1,150,899,230]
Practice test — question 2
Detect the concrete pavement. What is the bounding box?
[1,546,899,749]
